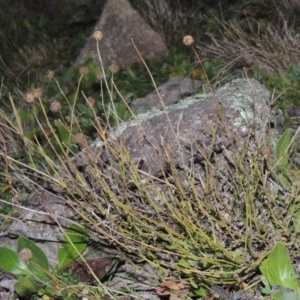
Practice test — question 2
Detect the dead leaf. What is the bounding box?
[68,258,116,283]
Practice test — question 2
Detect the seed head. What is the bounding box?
[109,64,120,74]
[74,133,88,149]
[32,88,43,99]
[19,248,32,262]
[25,92,35,103]
[93,30,103,41]
[50,101,62,113]
[96,72,104,81]
[46,70,55,80]
[79,66,89,75]
[86,97,96,107]
[183,35,194,46]
[260,145,272,159]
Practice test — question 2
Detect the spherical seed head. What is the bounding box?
[93,30,103,41]
[32,88,43,99]
[19,248,32,262]
[79,66,89,75]
[25,92,35,103]
[183,35,194,46]
[96,71,104,80]
[50,101,62,113]
[74,133,88,149]
[109,64,120,74]
[261,145,272,159]
[86,97,96,107]
[46,70,55,80]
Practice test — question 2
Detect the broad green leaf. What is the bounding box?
[18,236,49,280]
[272,291,300,300]
[14,277,44,297]
[261,275,272,294]
[260,243,298,291]
[276,129,292,167]
[117,101,127,119]
[77,103,88,114]
[54,119,71,144]
[44,286,59,297]
[57,224,89,271]
[0,247,32,276]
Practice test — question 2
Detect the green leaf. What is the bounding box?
[77,103,88,114]
[14,277,44,297]
[177,258,198,267]
[18,236,49,280]
[272,291,300,300]
[54,119,71,145]
[125,67,137,80]
[117,101,127,119]
[293,211,300,233]
[44,286,59,297]
[276,129,292,168]
[0,247,32,276]
[260,243,298,291]
[276,129,292,187]
[169,70,186,78]
[278,172,291,189]
[57,224,89,271]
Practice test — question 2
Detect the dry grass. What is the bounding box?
[199,3,300,81]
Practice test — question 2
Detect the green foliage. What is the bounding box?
[57,224,89,271]
[0,225,97,299]
[291,210,300,234]
[0,247,32,276]
[275,128,292,187]
[14,277,44,298]
[256,63,300,129]
[18,236,49,280]
[260,243,299,295]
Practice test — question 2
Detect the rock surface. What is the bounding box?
[74,0,167,68]
[131,76,202,114]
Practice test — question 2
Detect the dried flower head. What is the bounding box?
[96,72,104,81]
[74,133,88,149]
[19,248,32,262]
[50,101,62,113]
[93,30,103,41]
[79,66,89,75]
[183,35,194,46]
[32,88,43,99]
[260,145,272,159]
[46,70,55,80]
[86,97,96,107]
[109,64,120,74]
[25,92,35,103]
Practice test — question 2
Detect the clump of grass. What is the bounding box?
[201,17,300,78]
[1,31,300,299]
